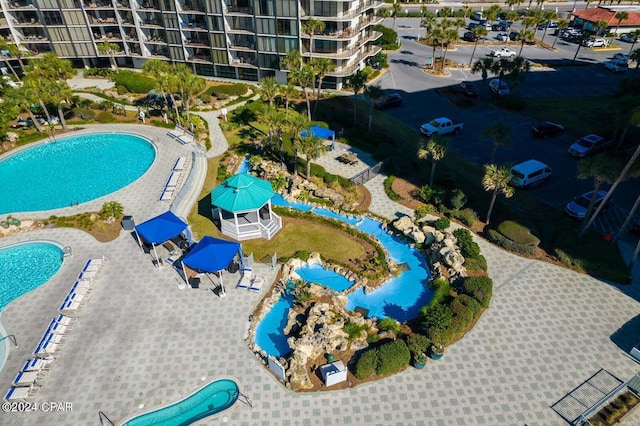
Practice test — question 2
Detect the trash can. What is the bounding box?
[121,215,135,231]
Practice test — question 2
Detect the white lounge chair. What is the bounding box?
[167,125,184,139]
[249,275,265,293]
[69,280,92,295]
[34,339,61,357]
[47,319,68,335]
[177,131,194,145]
[165,171,181,188]
[236,269,252,290]
[82,258,105,272]
[22,358,53,372]
[173,156,187,171]
[78,269,97,281]
[4,386,35,402]
[59,298,82,314]
[159,188,174,201]
[13,371,39,387]
[53,314,73,326]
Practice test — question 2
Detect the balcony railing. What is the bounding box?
[302,0,383,21]
[329,45,381,77]
[301,15,383,41]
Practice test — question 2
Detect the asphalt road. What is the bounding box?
[374,17,639,230]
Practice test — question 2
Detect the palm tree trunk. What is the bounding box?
[429,161,437,187]
[28,109,43,132]
[302,87,311,120]
[583,179,603,222]
[486,190,498,224]
[580,143,640,237]
[312,77,324,119]
[58,103,68,130]
[169,94,181,125]
[38,98,52,123]
[2,56,19,81]
[306,158,311,179]
[614,194,640,243]
[541,27,549,44]
[469,42,479,66]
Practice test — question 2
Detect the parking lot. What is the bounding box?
[375,18,639,233]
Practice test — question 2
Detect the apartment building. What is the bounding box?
[0,0,384,87]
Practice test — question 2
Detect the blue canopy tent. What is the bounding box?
[300,125,335,151]
[134,211,188,266]
[181,236,242,295]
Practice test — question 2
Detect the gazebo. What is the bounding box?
[211,174,282,241]
[300,125,335,151]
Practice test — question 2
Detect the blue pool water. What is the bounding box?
[0,133,155,214]
[236,157,251,174]
[271,194,313,212]
[254,293,295,357]
[123,378,239,426]
[296,263,355,292]
[0,242,64,368]
[254,199,433,357]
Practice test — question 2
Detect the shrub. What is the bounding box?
[554,248,583,269]
[343,322,368,341]
[406,333,431,356]
[99,201,124,220]
[432,217,450,231]
[377,317,401,333]
[462,276,493,308]
[464,255,488,272]
[294,250,310,261]
[354,348,378,379]
[383,176,401,201]
[455,294,483,319]
[420,304,453,331]
[376,339,410,375]
[113,70,156,93]
[428,277,451,307]
[452,228,481,259]
[373,25,400,50]
[206,83,248,98]
[449,189,467,210]
[416,184,444,206]
[448,208,478,227]
[71,107,95,120]
[116,84,127,95]
[497,220,540,246]
[414,204,435,220]
[95,111,115,123]
[83,67,115,78]
[486,229,540,256]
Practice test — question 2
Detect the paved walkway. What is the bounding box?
[1,99,640,425]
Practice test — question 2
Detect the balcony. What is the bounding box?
[180,20,208,30]
[329,45,381,77]
[8,2,37,9]
[89,16,119,25]
[184,37,209,47]
[302,0,384,21]
[84,1,114,9]
[136,1,161,11]
[231,54,256,67]
[301,15,383,41]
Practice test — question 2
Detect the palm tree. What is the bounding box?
[471,57,494,96]
[522,16,540,31]
[286,112,311,175]
[613,11,629,43]
[469,26,489,66]
[539,11,558,44]
[504,56,531,92]
[289,65,315,120]
[302,17,325,60]
[552,19,570,49]
[482,164,514,224]
[310,57,335,118]
[630,48,640,78]
[576,154,621,223]
[460,6,472,18]
[48,80,72,130]
[425,25,443,69]
[490,58,512,98]
[485,5,502,24]
[482,121,511,162]
[517,29,536,56]
[0,39,21,81]
[4,85,43,132]
[391,2,402,29]
[347,69,367,126]
[580,143,640,237]
[260,105,288,153]
[363,85,385,133]
[295,132,327,178]
[281,84,298,111]
[440,28,459,72]
[23,77,52,124]
[97,41,121,71]
[506,10,520,25]
[418,135,448,187]
[281,49,303,72]
[594,19,609,37]
[143,59,172,117]
[421,11,437,40]
[624,29,640,55]
[173,63,205,119]
[259,76,280,106]
[25,53,74,80]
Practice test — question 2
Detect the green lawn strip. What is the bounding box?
[188,156,222,241]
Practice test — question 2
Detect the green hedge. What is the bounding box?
[497,220,540,247]
[406,333,431,356]
[383,176,401,201]
[452,228,481,259]
[447,208,478,227]
[462,276,493,308]
[486,229,541,256]
[464,255,488,272]
[373,25,400,50]
[432,217,450,231]
[377,340,410,375]
[95,111,115,123]
[205,83,248,97]
[113,70,156,94]
[354,349,378,379]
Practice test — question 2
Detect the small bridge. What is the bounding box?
[350,161,383,185]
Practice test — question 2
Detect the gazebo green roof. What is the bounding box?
[211,174,275,212]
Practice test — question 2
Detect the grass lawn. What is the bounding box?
[188,156,222,241]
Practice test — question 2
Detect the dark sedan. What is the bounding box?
[531,121,564,138]
[462,31,479,42]
[373,93,402,110]
[459,81,480,97]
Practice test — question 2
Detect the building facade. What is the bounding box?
[0,0,384,87]
[571,6,640,36]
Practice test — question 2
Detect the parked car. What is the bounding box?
[490,47,516,58]
[496,33,509,42]
[489,79,510,96]
[463,31,479,42]
[568,134,610,158]
[565,190,610,220]
[492,21,510,32]
[509,160,552,188]
[531,121,564,139]
[583,38,608,48]
[620,33,638,43]
[537,21,558,30]
[509,31,520,41]
[459,81,480,97]
[470,12,484,21]
[373,93,402,110]
[603,59,629,73]
[419,117,464,137]
[613,53,629,62]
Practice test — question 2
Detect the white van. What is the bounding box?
[509,160,552,188]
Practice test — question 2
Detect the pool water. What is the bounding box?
[123,378,239,426]
[0,133,155,214]
[253,293,294,357]
[296,263,354,292]
[0,242,64,369]
[271,194,313,212]
[236,157,251,174]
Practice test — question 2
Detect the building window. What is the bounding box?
[277,19,297,36]
[43,11,63,26]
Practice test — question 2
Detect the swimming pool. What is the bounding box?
[0,242,64,369]
[0,133,155,214]
[296,263,355,292]
[122,378,239,426]
[253,293,295,357]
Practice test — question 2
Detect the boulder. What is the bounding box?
[392,216,414,234]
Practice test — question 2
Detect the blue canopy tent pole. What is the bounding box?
[181,236,242,297]
[134,211,188,267]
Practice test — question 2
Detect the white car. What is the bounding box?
[488,79,510,96]
[490,47,516,58]
[583,38,608,48]
[603,59,628,73]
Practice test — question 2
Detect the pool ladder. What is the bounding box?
[62,246,73,257]
[98,411,114,426]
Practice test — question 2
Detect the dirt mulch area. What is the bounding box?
[354,185,371,212]
[390,177,424,211]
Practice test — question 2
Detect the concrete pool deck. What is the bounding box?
[0,123,639,425]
